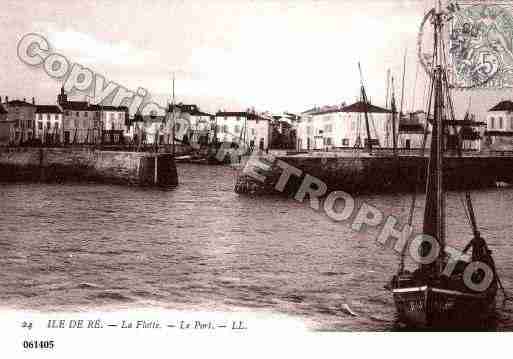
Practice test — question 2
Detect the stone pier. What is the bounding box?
[0,147,178,187]
[235,152,513,195]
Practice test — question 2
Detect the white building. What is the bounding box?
[34,105,64,144]
[215,111,271,151]
[170,104,213,145]
[130,113,171,145]
[297,101,392,150]
[485,100,513,150]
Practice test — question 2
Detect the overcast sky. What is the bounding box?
[1,0,512,118]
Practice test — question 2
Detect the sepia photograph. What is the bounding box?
[1,0,513,356]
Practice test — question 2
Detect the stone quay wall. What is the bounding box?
[0,147,178,187]
[235,154,513,195]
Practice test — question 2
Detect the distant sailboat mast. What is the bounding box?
[172,73,176,157]
[391,77,398,156]
[358,62,373,152]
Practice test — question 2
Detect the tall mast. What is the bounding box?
[358,62,373,152]
[391,76,398,156]
[400,49,407,117]
[171,73,175,157]
[385,69,391,147]
[422,10,445,275]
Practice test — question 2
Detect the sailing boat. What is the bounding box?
[389,7,498,329]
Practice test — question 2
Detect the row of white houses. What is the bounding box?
[0,89,129,145]
[5,89,512,152]
[295,100,490,151]
[0,89,274,150]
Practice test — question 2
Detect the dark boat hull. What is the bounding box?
[392,285,496,329]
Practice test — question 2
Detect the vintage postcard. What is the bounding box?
[1,0,513,357]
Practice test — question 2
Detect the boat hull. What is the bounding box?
[392,285,496,329]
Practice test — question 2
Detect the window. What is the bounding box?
[307,126,312,135]
[46,122,51,129]
[325,137,332,145]
[38,122,43,130]
[85,111,88,117]
[342,138,349,146]
[222,125,228,133]
[55,123,59,129]
[234,125,240,133]
[251,128,256,136]
[324,124,333,133]
[490,117,495,129]
[76,112,79,116]
[65,111,70,116]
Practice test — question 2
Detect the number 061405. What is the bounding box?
[23,340,54,349]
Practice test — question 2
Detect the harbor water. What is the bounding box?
[1,164,513,331]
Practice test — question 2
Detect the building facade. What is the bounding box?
[34,105,63,144]
[0,103,14,145]
[485,100,513,150]
[3,97,37,143]
[170,104,213,145]
[58,88,128,144]
[297,101,392,150]
[214,111,271,151]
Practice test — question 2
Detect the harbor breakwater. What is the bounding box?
[235,153,513,195]
[0,147,178,187]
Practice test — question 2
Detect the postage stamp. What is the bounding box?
[419,1,513,90]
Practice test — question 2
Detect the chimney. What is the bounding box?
[32,97,35,105]
[23,98,26,102]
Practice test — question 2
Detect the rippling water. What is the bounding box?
[1,164,513,330]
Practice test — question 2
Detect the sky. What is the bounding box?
[1,0,513,119]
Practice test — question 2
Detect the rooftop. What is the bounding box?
[35,105,63,114]
[60,101,91,111]
[340,101,391,114]
[89,104,129,112]
[489,100,513,112]
[6,99,35,107]
[216,111,269,121]
[170,103,212,117]
[304,101,391,116]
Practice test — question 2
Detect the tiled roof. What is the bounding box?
[216,111,248,117]
[489,100,513,111]
[6,99,35,107]
[60,101,91,111]
[301,107,320,115]
[35,105,62,114]
[312,108,344,115]
[89,104,129,112]
[340,101,391,113]
[306,102,391,116]
[216,111,269,121]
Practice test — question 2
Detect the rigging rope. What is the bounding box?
[398,73,435,274]
[439,31,513,304]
